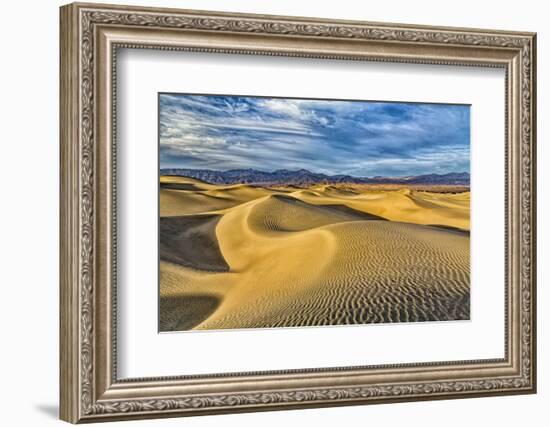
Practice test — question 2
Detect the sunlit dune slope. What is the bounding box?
[292,186,470,230]
[159,178,470,331]
[160,175,276,216]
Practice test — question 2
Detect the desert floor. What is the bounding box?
[159,175,470,331]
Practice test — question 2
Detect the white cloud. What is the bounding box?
[159,94,470,176]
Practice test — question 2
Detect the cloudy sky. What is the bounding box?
[159,93,470,177]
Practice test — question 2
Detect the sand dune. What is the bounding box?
[160,214,229,272]
[160,176,274,216]
[159,176,470,331]
[292,188,470,230]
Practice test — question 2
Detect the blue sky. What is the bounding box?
[159,93,470,177]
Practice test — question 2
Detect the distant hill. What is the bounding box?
[160,168,470,187]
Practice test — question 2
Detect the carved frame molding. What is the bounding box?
[60,2,536,423]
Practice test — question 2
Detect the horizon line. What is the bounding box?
[159,166,470,179]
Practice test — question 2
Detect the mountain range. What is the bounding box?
[160,168,470,187]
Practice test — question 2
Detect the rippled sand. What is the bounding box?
[159,175,470,331]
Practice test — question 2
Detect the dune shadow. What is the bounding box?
[321,204,387,221]
[272,194,388,221]
[160,214,230,272]
[427,224,470,236]
[160,182,203,191]
[160,294,221,331]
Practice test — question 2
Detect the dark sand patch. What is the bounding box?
[160,294,221,331]
[160,214,229,272]
[160,182,204,191]
[428,224,470,236]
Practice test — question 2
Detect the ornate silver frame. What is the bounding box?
[60,2,537,423]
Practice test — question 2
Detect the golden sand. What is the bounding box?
[159,176,470,331]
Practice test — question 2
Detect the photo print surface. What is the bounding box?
[158,93,471,332]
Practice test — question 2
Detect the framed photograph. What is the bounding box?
[60,2,537,423]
